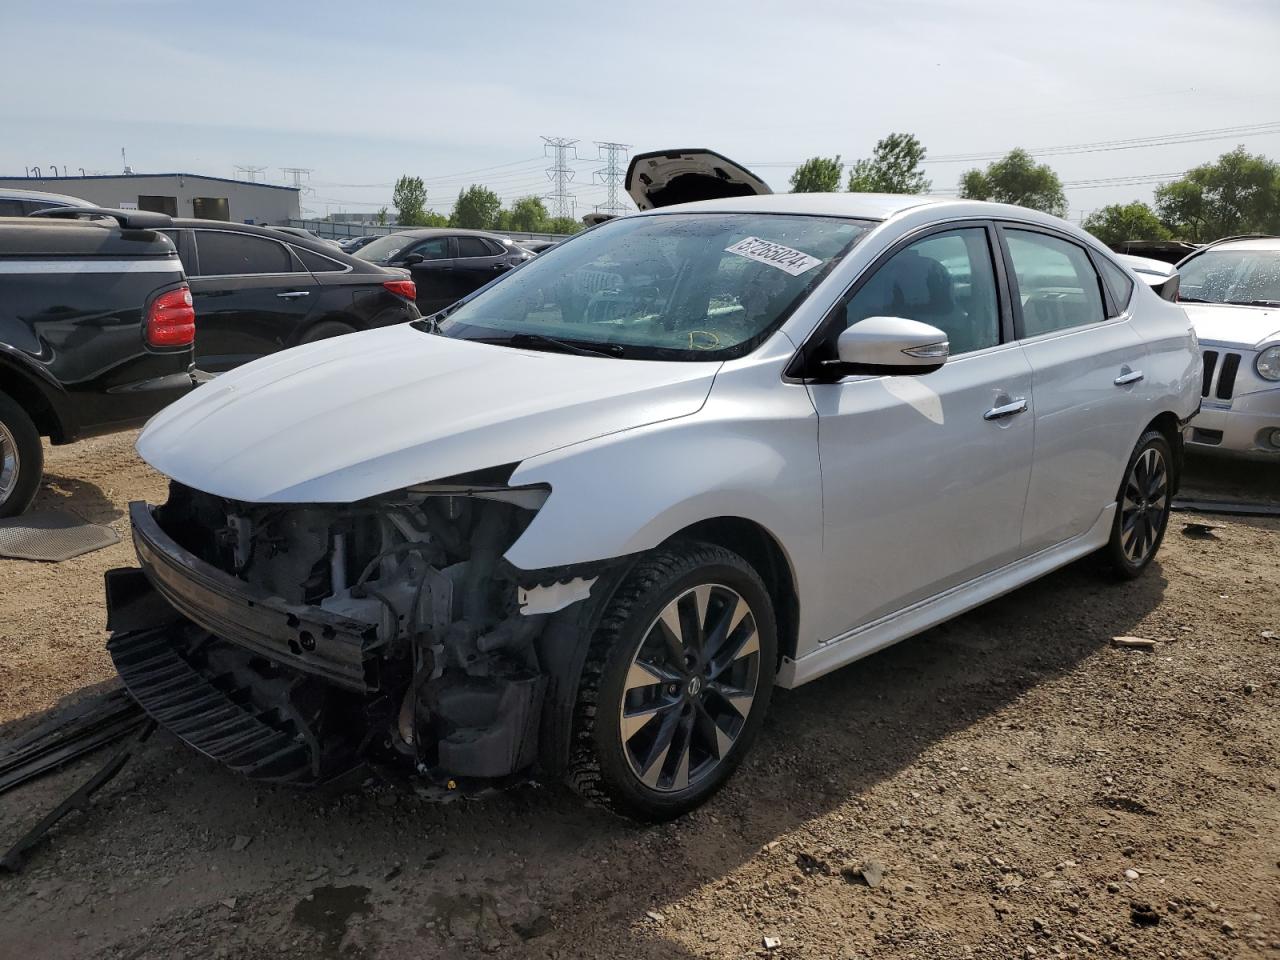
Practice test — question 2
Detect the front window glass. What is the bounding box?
[1178,249,1280,306]
[842,228,1000,355]
[436,213,871,360]
[410,237,451,260]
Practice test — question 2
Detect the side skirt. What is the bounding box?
[777,504,1116,688]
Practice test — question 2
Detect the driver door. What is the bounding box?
[400,236,456,313]
[807,223,1035,642]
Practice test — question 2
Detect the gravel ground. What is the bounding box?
[1,433,1277,959]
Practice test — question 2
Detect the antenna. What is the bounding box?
[235,165,268,183]
[593,141,631,217]
[121,147,133,175]
[541,137,579,220]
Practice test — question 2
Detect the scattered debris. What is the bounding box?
[1172,498,1280,517]
[219,897,238,910]
[1124,869,1140,881]
[231,835,252,852]
[645,910,665,923]
[0,720,156,873]
[1181,522,1220,539]
[763,935,781,950]
[0,687,146,797]
[795,851,830,875]
[1131,902,1161,926]
[840,859,885,888]
[1112,636,1157,650]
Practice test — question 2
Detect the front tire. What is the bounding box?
[0,390,43,518]
[1098,429,1173,580]
[567,542,777,821]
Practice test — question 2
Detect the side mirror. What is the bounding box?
[402,253,425,266]
[830,316,949,376]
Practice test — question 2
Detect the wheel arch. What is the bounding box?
[673,516,800,667]
[1142,410,1183,495]
[0,354,70,441]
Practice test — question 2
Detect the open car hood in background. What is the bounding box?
[625,149,772,211]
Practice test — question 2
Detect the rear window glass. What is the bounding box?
[195,231,296,276]
[456,237,493,258]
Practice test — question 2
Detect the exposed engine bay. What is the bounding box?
[105,478,605,790]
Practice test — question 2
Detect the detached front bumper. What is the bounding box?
[1185,388,1280,460]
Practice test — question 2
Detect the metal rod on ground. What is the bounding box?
[0,719,156,874]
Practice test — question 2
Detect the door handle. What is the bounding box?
[984,398,1028,421]
[1114,369,1144,386]
[276,291,310,299]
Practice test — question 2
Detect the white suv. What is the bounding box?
[105,150,1200,820]
[1176,236,1280,459]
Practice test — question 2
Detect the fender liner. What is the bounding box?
[0,349,74,442]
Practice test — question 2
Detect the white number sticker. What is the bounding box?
[724,236,823,276]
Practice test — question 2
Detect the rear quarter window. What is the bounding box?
[1097,256,1135,315]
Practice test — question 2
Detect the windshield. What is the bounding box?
[434,213,871,360]
[1179,248,1280,306]
[355,233,420,264]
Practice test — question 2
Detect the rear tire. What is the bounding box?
[299,320,357,344]
[1097,429,1173,580]
[567,541,776,821]
[0,390,43,518]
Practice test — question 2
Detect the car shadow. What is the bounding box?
[0,555,1171,958]
[28,471,124,525]
[1181,453,1280,505]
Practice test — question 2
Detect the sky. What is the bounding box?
[3,0,1279,223]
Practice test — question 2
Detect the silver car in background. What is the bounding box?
[1176,236,1280,459]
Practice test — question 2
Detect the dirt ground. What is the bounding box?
[1,433,1278,960]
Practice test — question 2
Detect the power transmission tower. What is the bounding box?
[235,165,267,183]
[541,137,579,220]
[281,167,313,191]
[593,142,631,217]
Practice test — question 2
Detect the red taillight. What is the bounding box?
[147,284,195,348]
[383,279,417,302]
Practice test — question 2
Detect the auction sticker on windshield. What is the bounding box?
[725,237,823,276]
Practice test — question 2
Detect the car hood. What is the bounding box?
[137,324,720,503]
[1182,303,1280,348]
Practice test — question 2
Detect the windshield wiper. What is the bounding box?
[502,332,624,359]
[1224,299,1280,307]
[1177,296,1213,303]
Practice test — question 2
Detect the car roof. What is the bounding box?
[168,218,379,266]
[0,187,91,206]
[1192,236,1280,252]
[389,228,510,240]
[627,191,1088,229]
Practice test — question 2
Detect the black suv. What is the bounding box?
[353,229,532,314]
[159,220,421,373]
[0,209,196,515]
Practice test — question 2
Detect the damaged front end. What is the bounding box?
[105,475,604,789]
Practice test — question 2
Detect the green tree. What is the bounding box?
[789,155,843,193]
[421,210,449,228]
[375,206,388,227]
[847,133,931,194]
[507,196,550,232]
[1154,146,1280,242]
[392,175,428,226]
[1082,202,1171,247]
[545,216,583,235]
[958,148,1066,216]
[450,185,502,230]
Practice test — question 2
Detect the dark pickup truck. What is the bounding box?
[0,209,196,515]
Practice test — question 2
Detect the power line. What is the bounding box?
[542,136,579,220]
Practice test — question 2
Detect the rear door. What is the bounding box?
[452,235,512,300]
[188,229,319,372]
[998,224,1148,552]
